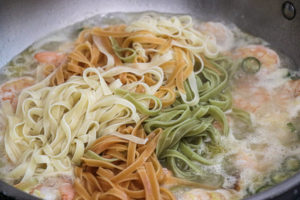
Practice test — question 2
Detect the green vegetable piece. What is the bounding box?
[287,122,296,133]
[283,156,300,172]
[77,27,84,33]
[287,71,300,80]
[241,57,261,74]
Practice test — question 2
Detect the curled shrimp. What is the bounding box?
[268,79,300,112]
[279,79,300,98]
[234,148,272,172]
[233,45,280,71]
[235,78,300,113]
[34,51,65,66]
[234,151,259,171]
[290,80,300,97]
[233,82,270,113]
[230,45,282,112]
[59,181,75,200]
[0,77,34,110]
[30,177,75,200]
[198,22,234,51]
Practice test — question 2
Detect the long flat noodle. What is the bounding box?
[144,162,161,200]
[125,50,173,70]
[198,61,229,102]
[179,72,200,106]
[230,107,252,125]
[3,68,142,185]
[38,15,222,101]
[111,129,161,182]
[141,52,234,186]
[81,158,124,170]
[144,103,227,185]
[93,36,121,69]
[102,65,164,95]
[42,27,125,86]
[123,14,223,98]
[122,34,167,48]
[126,15,219,55]
[91,25,131,38]
[84,150,118,162]
[164,47,185,92]
[74,122,175,200]
[163,148,224,188]
[109,37,137,63]
[137,166,154,200]
[115,88,162,116]
[110,131,148,145]
[74,179,92,200]
[155,87,176,107]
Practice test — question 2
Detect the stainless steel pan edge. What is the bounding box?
[0,0,299,199]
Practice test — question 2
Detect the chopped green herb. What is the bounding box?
[287,71,300,80]
[77,27,84,33]
[287,122,296,133]
[241,57,261,74]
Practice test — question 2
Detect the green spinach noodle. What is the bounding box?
[144,57,232,187]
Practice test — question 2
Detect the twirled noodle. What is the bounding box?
[3,67,143,189]
[101,66,164,95]
[126,14,219,67]
[143,57,233,186]
[74,121,176,200]
[144,104,227,187]
[39,15,220,107]
[125,15,220,104]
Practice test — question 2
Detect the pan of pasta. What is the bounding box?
[0,1,299,200]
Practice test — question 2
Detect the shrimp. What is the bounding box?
[230,45,282,112]
[0,77,35,110]
[34,51,65,66]
[30,177,75,200]
[232,69,299,114]
[233,82,270,113]
[282,79,300,98]
[234,151,258,170]
[291,80,300,97]
[234,149,273,173]
[198,22,234,51]
[59,182,75,200]
[233,45,280,71]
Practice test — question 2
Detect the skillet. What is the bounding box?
[0,0,299,199]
